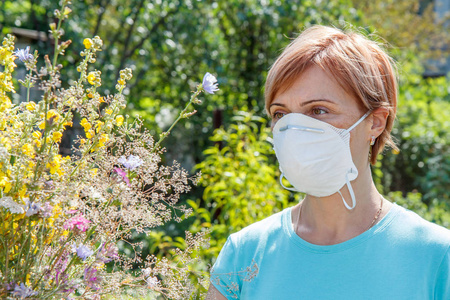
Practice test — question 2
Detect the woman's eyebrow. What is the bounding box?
[269,102,286,109]
[300,99,335,106]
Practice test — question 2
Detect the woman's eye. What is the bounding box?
[312,108,327,115]
[273,112,285,120]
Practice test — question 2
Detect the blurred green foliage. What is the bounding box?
[374,60,450,204]
[190,111,299,260]
[1,0,359,166]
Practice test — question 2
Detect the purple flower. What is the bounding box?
[12,283,37,298]
[73,243,93,261]
[96,243,119,263]
[15,47,34,63]
[44,180,54,189]
[202,72,219,94]
[113,167,130,186]
[25,201,42,217]
[64,215,91,232]
[45,251,76,292]
[84,267,102,291]
[118,155,143,170]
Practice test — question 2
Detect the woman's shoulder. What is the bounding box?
[392,203,450,248]
[228,207,291,248]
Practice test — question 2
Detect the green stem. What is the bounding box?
[26,68,32,102]
[21,220,34,283]
[31,92,50,185]
[52,2,67,68]
[152,86,202,152]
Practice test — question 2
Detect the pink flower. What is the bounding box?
[113,167,130,186]
[64,215,91,232]
[84,267,102,291]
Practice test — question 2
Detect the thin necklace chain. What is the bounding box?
[295,196,384,235]
[367,196,384,231]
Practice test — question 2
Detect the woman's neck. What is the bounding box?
[293,168,391,245]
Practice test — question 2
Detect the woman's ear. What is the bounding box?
[370,107,389,138]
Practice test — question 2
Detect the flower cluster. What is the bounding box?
[0,1,215,299]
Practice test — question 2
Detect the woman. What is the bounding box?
[207,25,450,299]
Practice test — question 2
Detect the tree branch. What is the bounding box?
[92,0,109,37]
[116,3,182,80]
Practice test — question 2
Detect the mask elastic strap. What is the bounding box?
[345,111,372,134]
[337,172,356,210]
[279,173,298,192]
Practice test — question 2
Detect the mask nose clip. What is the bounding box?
[279,125,325,134]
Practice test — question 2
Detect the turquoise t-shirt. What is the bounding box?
[210,203,450,299]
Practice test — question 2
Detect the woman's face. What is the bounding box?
[269,65,372,169]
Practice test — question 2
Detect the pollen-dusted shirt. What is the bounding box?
[210,203,450,299]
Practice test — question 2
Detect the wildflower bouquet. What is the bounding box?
[0,1,216,299]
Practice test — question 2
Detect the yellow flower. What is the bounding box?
[47,110,60,122]
[98,134,109,147]
[26,102,36,111]
[38,121,45,130]
[80,118,91,131]
[32,131,42,139]
[392,148,400,155]
[21,143,34,157]
[63,7,72,16]
[95,121,104,133]
[0,119,6,130]
[87,72,97,85]
[105,108,113,115]
[115,115,124,126]
[99,97,105,103]
[83,38,93,49]
[52,131,63,143]
[79,138,86,145]
[27,160,35,169]
[86,130,95,139]
[63,121,73,129]
[87,71,101,86]
[46,155,63,175]
[53,204,62,218]
[0,173,12,193]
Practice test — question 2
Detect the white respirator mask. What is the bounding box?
[272,111,371,210]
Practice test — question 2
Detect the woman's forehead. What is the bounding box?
[271,66,361,109]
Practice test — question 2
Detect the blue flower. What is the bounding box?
[202,72,219,94]
[12,283,37,298]
[25,201,42,217]
[118,155,144,170]
[73,244,93,261]
[15,47,34,63]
